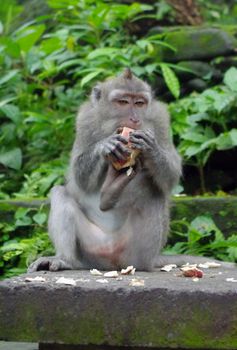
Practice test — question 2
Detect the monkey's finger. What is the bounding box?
[103,145,118,162]
[130,130,150,143]
[130,139,150,152]
[114,134,129,144]
[130,132,154,148]
[116,127,123,134]
[104,144,128,162]
[110,140,131,155]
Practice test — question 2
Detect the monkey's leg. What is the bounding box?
[155,254,236,269]
[28,185,85,272]
[28,185,123,272]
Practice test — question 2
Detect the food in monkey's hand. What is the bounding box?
[112,127,140,170]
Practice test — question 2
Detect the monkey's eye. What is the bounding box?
[135,100,145,107]
[117,99,129,106]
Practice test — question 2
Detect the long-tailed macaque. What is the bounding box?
[28,69,234,272]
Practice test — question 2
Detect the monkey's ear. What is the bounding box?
[123,68,133,80]
[91,86,101,104]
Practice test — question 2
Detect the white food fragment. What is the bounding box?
[96,279,109,284]
[129,278,145,287]
[181,263,197,269]
[199,261,221,269]
[25,276,46,283]
[192,278,200,282]
[116,277,123,281]
[180,266,198,272]
[121,265,136,275]
[160,264,177,272]
[226,278,237,283]
[76,278,90,283]
[104,271,119,278]
[126,167,133,177]
[90,269,103,276]
[56,277,76,286]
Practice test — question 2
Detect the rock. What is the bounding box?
[151,26,237,62]
[1,269,237,348]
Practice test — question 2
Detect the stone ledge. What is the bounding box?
[1,268,237,349]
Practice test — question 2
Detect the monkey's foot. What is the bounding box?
[28,256,72,273]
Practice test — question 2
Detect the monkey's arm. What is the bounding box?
[71,133,130,192]
[130,130,181,194]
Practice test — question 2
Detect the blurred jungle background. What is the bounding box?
[0,0,237,278]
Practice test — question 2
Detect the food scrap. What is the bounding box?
[96,279,109,284]
[180,266,203,278]
[198,262,221,269]
[121,265,136,275]
[160,264,177,272]
[129,278,145,287]
[25,276,46,283]
[56,277,76,286]
[104,271,119,278]
[90,269,103,276]
[226,278,237,283]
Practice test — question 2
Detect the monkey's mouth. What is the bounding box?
[116,125,139,133]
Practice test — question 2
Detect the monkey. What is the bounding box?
[28,69,235,273]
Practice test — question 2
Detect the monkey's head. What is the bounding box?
[90,69,153,132]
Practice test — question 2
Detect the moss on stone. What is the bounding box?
[153,26,237,62]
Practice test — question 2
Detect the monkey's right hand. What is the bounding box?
[100,133,131,163]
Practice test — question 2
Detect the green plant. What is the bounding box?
[0,205,53,279]
[165,215,237,262]
[170,67,237,193]
[0,0,182,200]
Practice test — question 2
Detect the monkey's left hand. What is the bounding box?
[129,129,157,157]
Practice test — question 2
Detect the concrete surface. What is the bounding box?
[1,267,237,349]
[0,341,37,349]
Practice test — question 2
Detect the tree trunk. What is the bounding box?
[167,0,203,25]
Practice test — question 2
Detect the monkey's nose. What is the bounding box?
[129,116,141,125]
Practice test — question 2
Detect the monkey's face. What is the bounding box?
[107,90,150,130]
[90,69,152,134]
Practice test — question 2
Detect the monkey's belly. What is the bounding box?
[81,193,128,232]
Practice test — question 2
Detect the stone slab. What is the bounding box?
[1,268,237,349]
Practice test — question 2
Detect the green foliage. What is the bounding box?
[0,0,180,199]
[0,205,53,279]
[165,215,237,262]
[170,67,237,192]
[198,0,237,24]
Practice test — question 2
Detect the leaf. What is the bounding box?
[15,24,45,52]
[187,113,209,125]
[0,70,19,86]
[160,64,180,99]
[0,148,22,170]
[87,48,118,60]
[0,97,17,108]
[40,37,62,54]
[80,70,104,87]
[224,67,237,92]
[184,145,202,157]
[0,104,21,123]
[215,130,237,151]
[191,216,223,239]
[33,213,47,225]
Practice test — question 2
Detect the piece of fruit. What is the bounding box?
[112,127,140,170]
[181,267,203,278]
